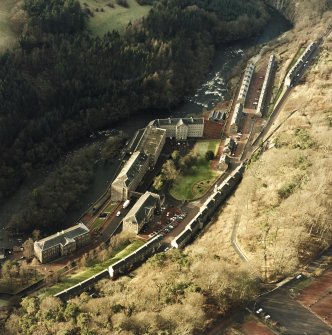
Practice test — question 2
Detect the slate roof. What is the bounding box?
[124,191,160,225]
[35,223,89,251]
[152,117,204,126]
[209,110,225,121]
[135,126,166,157]
[175,229,191,244]
[115,151,149,187]
[127,128,146,154]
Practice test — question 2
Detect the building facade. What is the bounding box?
[111,151,149,202]
[122,192,161,234]
[34,223,90,263]
[150,117,204,140]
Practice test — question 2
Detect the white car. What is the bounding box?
[265,315,271,320]
[116,211,121,217]
[256,308,263,314]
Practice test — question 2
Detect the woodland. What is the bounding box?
[0,0,268,234]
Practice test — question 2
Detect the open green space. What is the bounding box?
[170,140,221,201]
[81,0,151,36]
[41,239,144,296]
[91,203,118,231]
[0,0,17,52]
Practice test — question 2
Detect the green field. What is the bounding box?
[81,0,151,36]
[170,140,221,201]
[0,0,17,52]
[41,239,144,296]
[91,202,118,231]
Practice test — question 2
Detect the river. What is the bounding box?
[0,7,291,246]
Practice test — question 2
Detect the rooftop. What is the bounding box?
[115,151,149,187]
[35,223,89,251]
[136,126,166,157]
[152,117,204,126]
[124,191,160,225]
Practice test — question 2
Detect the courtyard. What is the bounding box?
[170,140,222,201]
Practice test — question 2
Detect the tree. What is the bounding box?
[205,150,215,161]
[153,174,164,191]
[171,150,180,163]
[22,238,34,260]
[161,160,179,181]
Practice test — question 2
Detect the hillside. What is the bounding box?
[3,3,332,335]
[80,0,152,36]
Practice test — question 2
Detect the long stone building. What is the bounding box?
[238,62,255,103]
[135,125,166,168]
[256,55,276,117]
[150,117,204,140]
[122,191,161,234]
[111,151,149,202]
[34,223,90,263]
[285,42,317,87]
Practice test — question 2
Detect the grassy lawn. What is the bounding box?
[91,202,118,231]
[41,239,144,296]
[0,0,17,52]
[81,0,151,36]
[170,140,221,201]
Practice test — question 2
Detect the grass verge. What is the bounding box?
[40,239,144,296]
[91,203,118,231]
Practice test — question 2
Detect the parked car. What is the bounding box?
[116,211,121,217]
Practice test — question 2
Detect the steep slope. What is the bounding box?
[3,5,332,335]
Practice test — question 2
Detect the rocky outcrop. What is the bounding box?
[267,0,332,23]
[267,0,297,22]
